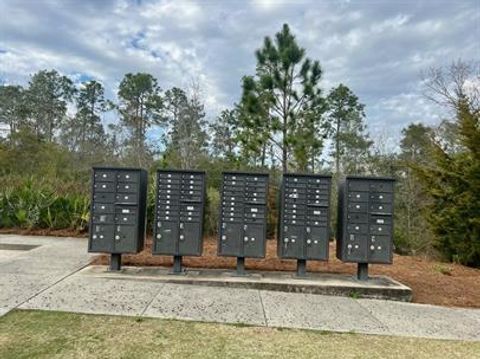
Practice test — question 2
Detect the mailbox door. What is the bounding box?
[243,223,265,258]
[343,233,368,262]
[281,224,304,258]
[113,225,137,253]
[220,223,242,256]
[368,235,392,263]
[305,226,328,260]
[90,224,114,252]
[178,222,201,256]
[155,221,177,254]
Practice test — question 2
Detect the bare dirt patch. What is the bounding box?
[92,236,480,309]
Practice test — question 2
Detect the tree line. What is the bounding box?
[0,24,478,267]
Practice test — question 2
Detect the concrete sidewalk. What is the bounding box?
[1,235,479,341]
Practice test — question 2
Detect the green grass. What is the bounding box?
[0,310,479,358]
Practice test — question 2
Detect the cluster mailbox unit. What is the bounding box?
[278,174,332,276]
[88,167,148,270]
[218,172,269,275]
[153,169,206,273]
[88,166,395,279]
[337,176,395,280]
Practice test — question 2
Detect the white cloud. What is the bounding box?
[0,0,478,140]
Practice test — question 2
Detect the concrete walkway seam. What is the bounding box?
[257,290,269,327]
[140,283,168,317]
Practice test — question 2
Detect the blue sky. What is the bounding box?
[0,0,479,145]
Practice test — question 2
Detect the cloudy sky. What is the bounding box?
[0,0,479,142]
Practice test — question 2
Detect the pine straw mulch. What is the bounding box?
[92,236,480,309]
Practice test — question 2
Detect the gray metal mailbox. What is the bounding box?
[153,169,206,273]
[337,176,395,280]
[278,173,332,276]
[88,167,148,270]
[218,171,269,274]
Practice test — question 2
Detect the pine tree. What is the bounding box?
[411,98,480,266]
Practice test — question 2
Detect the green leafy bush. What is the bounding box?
[0,177,89,231]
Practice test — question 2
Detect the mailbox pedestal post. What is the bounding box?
[172,255,183,274]
[296,259,307,277]
[109,253,122,271]
[357,263,369,281]
[236,257,246,276]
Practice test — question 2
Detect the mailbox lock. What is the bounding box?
[251,237,255,242]
[314,240,318,244]
[92,235,97,239]
[180,223,184,229]
[284,238,289,243]
[377,246,382,250]
[306,227,311,233]
[291,239,296,243]
[244,236,249,242]
[221,235,226,241]
[347,244,353,249]
[370,245,375,250]
[306,239,312,245]
[180,235,184,241]
[115,235,120,240]
[156,234,161,239]
[354,244,359,249]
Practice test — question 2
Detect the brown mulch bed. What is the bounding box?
[0,228,86,238]
[92,236,480,309]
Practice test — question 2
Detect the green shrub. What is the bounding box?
[0,177,89,231]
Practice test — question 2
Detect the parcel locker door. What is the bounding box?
[280,224,305,259]
[90,224,114,252]
[113,225,137,253]
[154,221,177,254]
[343,234,368,262]
[367,235,392,263]
[178,222,202,256]
[243,223,266,258]
[305,226,328,260]
[219,223,242,256]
